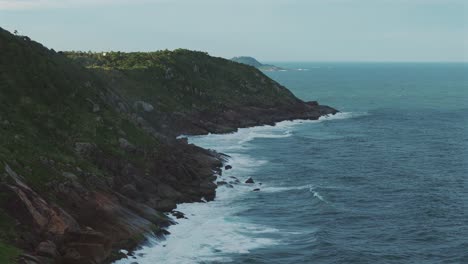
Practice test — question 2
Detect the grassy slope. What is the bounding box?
[0,29,162,257]
[64,50,299,113]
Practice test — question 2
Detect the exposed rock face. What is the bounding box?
[1,142,223,263]
[2,165,81,236]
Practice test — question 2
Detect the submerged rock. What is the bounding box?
[253,188,260,192]
[217,181,234,188]
[225,165,232,170]
[228,176,240,184]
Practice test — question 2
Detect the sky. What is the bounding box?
[0,0,467,62]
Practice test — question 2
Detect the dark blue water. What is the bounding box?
[118,63,468,264]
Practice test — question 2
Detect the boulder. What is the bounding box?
[36,240,58,258]
[245,177,255,184]
[134,101,154,112]
[62,230,112,264]
[171,211,186,219]
[119,138,136,152]
[253,188,260,192]
[217,181,233,188]
[224,165,232,170]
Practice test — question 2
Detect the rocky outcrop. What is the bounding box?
[2,164,81,237]
[163,102,338,137]
[0,141,223,263]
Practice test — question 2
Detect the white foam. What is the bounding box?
[261,184,312,193]
[184,112,366,148]
[117,112,361,263]
[115,170,278,264]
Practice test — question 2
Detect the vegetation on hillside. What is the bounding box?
[64,50,297,113]
[0,28,163,256]
[0,27,329,263]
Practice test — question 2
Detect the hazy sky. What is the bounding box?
[1,0,467,62]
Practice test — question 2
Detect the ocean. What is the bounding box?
[116,63,468,264]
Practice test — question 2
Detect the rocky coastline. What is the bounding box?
[0,27,337,264]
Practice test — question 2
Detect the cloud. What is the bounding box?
[0,0,161,10]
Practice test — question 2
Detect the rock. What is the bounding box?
[253,188,260,192]
[217,181,227,186]
[217,181,234,188]
[171,210,186,219]
[119,138,136,152]
[245,177,255,184]
[134,101,155,112]
[36,240,58,258]
[2,164,81,235]
[224,165,232,170]
[199,181,216,201]
[120,184,138,199]
[63,230,112,264]
[18,253,41,264]
[62,171,78,181]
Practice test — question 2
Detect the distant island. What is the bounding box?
[231,56,285,71]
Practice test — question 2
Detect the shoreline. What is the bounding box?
[113,112,349,263]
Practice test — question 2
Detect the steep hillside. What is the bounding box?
[0,28,223,264]
[65,51,334,135]
[0,27,336,264]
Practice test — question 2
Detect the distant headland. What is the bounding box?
[230,56,285,72]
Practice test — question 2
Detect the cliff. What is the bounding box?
[0,28,337,264]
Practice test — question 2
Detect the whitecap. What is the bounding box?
[118,112,360,263]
